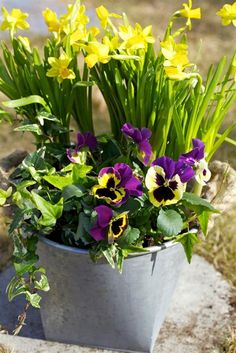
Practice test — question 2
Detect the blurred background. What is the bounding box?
[0,1,235,350]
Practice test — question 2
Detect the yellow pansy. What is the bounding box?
[42,8,60,33]
[216,2,236,27]
[119,23,155,52]
[96,5,121,29]
[179,0,201,29]
[46,51,76,83]
[85,42,110,68]
[1,7,30,33]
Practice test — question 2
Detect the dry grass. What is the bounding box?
[0,345,12,353]
[222,327,236,353]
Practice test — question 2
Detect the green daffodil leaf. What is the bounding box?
[157,209,183,237]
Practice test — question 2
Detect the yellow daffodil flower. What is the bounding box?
[179,0,201,30]
[160,36,187,60]
[119,23,155,52]
[42,8,60,33]
[46,51,76,83]
[161,37,192,80]
[0,7,30,33]
[96,5,121,29]
[85,42,111,68]
[179,0,201,26]
[103,36,120,51]
[59,4,89,36]
[216,2,236,27]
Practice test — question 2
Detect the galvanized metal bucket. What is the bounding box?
[37,238,186,353]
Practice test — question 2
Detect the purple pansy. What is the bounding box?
[121,123,153,166]
[177,139,211,185]
[77,132,97,151]
[90,205,128,244]
[67,131,97,164]
[92,163,143,206]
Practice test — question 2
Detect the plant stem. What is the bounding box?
[193,182,203,196]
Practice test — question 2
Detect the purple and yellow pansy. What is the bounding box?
[121,123,153,166]
[177,138,211,185]
[90,205,128,244]
[145,156,187,207]
[92,163,142,205]
[67,131,97,164]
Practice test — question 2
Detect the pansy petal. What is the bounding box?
[152,156,176,179]
[138,140,152,165]
[145,165,165,190]
[175,160,195,182]
[125,176,143,197]
[140,127,152,140]
[84,132,98,150]
[77,133,86,148]
[95,205,113,227]
[90,225,107,241]
[114,163,133,186]
[192,138,205,160]
[121,123,142,143]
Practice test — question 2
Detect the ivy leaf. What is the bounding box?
[198,211,209,236]
[102,246,116,268]
[34,274,50,292]
[72,164,93,183]
[43,175,73,190]
[0,187,12,205]
[176,231,200,263]
[31,192,63,227]
[157,209,183,237]
[182,192,219,215]
[14,258,37,276]
[62,184,85,201]
[26,292,42,308]
[14,124,43,135]
[75,212,92,243]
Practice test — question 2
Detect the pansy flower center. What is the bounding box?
[108,213,128,244]
[93,172,126,204]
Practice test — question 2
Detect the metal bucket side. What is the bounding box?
[38,237,186,353]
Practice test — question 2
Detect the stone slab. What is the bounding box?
[0,255,233,353]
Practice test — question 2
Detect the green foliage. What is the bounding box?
[157,209,183,237]
[176,231,201,263]
[0,187,12,206]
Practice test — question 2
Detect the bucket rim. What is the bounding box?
[39,235,180,256]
